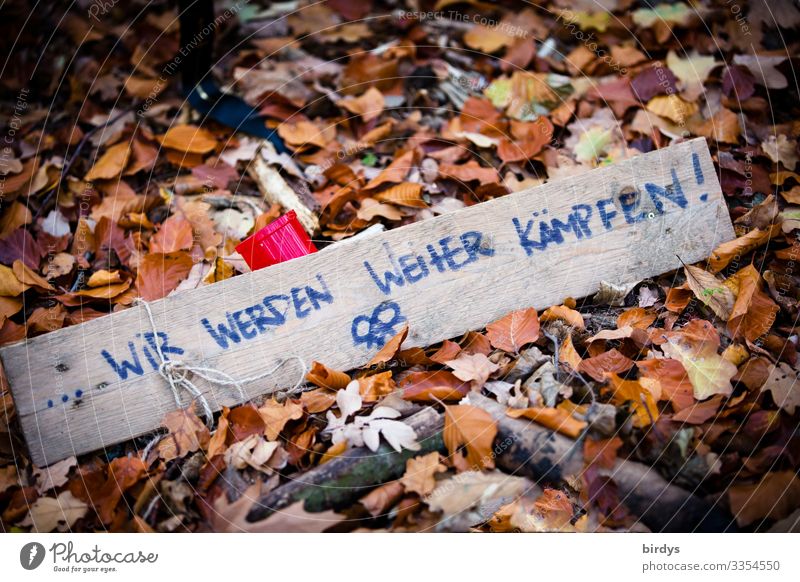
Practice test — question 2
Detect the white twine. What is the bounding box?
[137,298,308,427]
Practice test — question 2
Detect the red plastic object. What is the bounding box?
[235,210,317,270]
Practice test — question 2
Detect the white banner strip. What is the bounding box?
[1,533,798,581]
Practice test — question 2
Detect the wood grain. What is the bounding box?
[0,138,735,466]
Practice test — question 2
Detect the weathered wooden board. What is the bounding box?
[1,138,735,466]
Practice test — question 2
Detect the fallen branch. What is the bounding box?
[469,394,737,532]
[247,406,443,521]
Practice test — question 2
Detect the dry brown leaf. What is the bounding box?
[21,490,88,532]
[75,278,131,300]
[708,224,782,272]
[158,407,210,462]
[485,307,540,353]
[337,87,384,123]
[364,150,415,190]
[445,352,499,388]
[400,370,470,402]
[158,125,217,154]
[136,251,194,301]
[86,269,122,288]
[150,214,194,254]
[0,263,29,296]
[728,471,800,527]
[443,404,498,470]
[373,182,427,208]
[358,371,396,402]
[365,323,408,367]
[300,388,337,413]
[257,398,304,440]
[761,362,800,415]
[617,307,657,329]
[306,361,350,390]
[211,482,345,532]
[684,264,735,320]
[33,456,77,493]
[400,452,446,497]
[12,260,53,291]
[603,374,659,427]
[84,141,131,182]
[540,304,585,329]
[507,406,586,438]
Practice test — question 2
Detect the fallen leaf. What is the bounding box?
[136,251,194,301]
[400,452,446,497]
[373,182,427,208]
[84,141,131,182]
[158,125,217,154]
[400,370,470,402]
[150,214,194,253]
[365,323,408,366]
[337,87,384,123]
[21,490,87,532]
[728,471,800,527]
[603,374,659,427]
[158,408,210,462]
[306,361,350,390]
[445,352,499,388]
[443,404,498,470]
[579,349,635,382]
[211,483,345,532]
[33,456,77,493]
[661,333,737,400]
[761,362,800,415]
[540,304,585,329]
[684,264,735,320]
[507,406,587,438]
[258,398,304,440]
[617,307,657,329]
[485,307,540,353]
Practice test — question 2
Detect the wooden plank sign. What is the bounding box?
[1,138,735,466]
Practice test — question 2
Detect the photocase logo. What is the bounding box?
[20,542,46,570]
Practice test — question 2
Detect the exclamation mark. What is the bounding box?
[693,152,709,202]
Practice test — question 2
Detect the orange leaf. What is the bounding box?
[84,141,131,182]
[707,224,782,272]
[150,215,194,254]
[430,340,462,364]
[364,150,415,190]
[157,125,217,154]
[337,87,384,123]
[306,361,350,390]
[540,304,585,329]
[373,182,428,208]
[157,408,210,462]
[485,307,540,353]
[365,323,408,367]
[636,358,695,411]
[443,404,498,470]
[400,370,470,402]
[726,265,779,342]
[603,374,659,427]
[257,398,303,440]
[617,307,657,329]
[300,389,337,413]
[559,334,583,371]
[358,371,396,402]
[507,406,587,438]
[438,160,500,185]
[578,349,634,382]
[136,252,194,301]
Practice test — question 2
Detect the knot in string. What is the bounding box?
[136,298,308,427]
